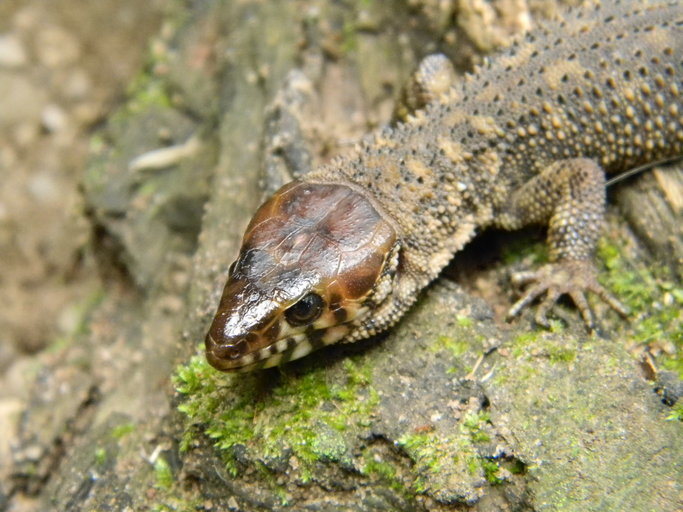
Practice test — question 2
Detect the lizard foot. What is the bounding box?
[506,260,630,329]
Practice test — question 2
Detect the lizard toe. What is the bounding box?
[507,278,548,320]
[507,260,627,330]
[534,290,561,328]
[588,282,630,317]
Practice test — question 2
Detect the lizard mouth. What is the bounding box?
[205,332,314,372]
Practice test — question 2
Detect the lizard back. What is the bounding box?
[310,0,682,256]
[206,0,683,371]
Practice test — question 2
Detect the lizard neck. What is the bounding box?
[307,131,501,284]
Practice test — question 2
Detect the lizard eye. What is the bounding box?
[285,293,324,326]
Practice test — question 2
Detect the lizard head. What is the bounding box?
[205,181,399,372]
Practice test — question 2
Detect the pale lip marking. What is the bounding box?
[205,332,309,372]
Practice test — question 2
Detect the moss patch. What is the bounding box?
[174,353,379,479]
[126,72,173,113]
[94,448,107,466]
[501,237,548,266]
[666,401,683,422]
[154,456,174,490]
[111,422,135,440]
[510,329,578,367]
[598,238,683,378]
[396,409,506,499]
[434,334,470,359]
[359,445,412,498]
[432,318,488,376]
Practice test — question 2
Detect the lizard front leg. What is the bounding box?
[497,158,629,329]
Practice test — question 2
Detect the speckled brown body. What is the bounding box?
[206,0,683,371]
[318,2,683,259]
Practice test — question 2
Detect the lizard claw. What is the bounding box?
[506,260,630,330]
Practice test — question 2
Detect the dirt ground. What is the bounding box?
[0,0,166,496]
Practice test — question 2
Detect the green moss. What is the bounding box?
[462,411,491,443]
[362,457,397,481]
[666,401,683,422]
[151,506,174,512]
[511,329,577,364]
[360,449,408,495]
[105,55,174,131]
[513,331,539,347]
[519,364,542,382]
[397,415,502,494]
[255,462,290,505]
[435,335,470,358]
[89,133,106,153]
[154,456,174,490]
[125,69,173,114]
[547,318,565,333]
[111,423,135,440]
[492,371,509,386]
[547,345,577,364]
[511,331,539,358]
[465,454,479,475]
[481,459,503,484]
[598,238,683,378]
[458,411,516,485]
[149,496,205,512]
[341,19,359,54]
[508,458,526,474]
[174,353,379,479]
[501,238,548,265]
[456,315,474,328]
[397,432,444,476]
[94,448,107,466]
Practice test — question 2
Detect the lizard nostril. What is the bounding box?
[205,331,247,360]
[213,341,244,360]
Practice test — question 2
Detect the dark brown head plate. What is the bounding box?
[205,181,397,371]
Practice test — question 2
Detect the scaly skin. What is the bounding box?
[206,0,683,372]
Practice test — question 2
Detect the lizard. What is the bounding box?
[205,0,683,372]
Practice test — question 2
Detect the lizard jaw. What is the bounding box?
[206,331,307,372]
[205,322,355,372]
